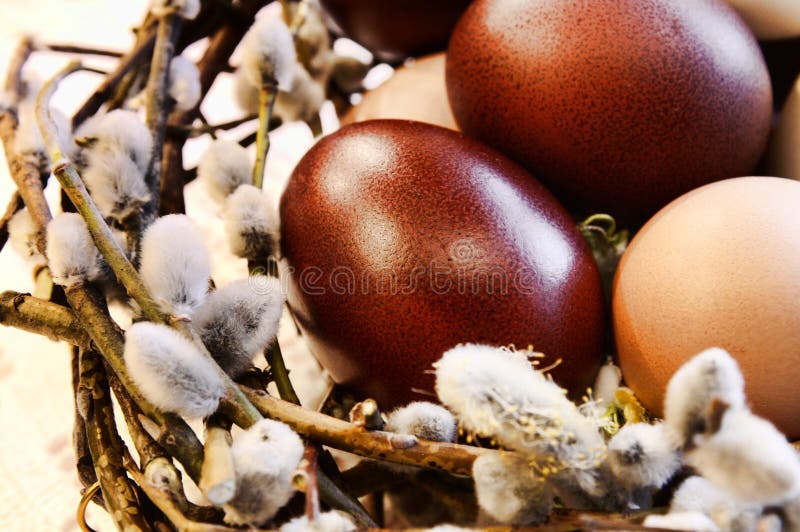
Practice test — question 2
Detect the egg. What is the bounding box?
[280,120,604,408]
[613,177,800,438]
[342,53,458,131]
[768,76,800,180]
[726,0,800,40]
[320,0,471,62]
[446,0,773,223]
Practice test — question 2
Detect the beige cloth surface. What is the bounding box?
[0,2,329,530]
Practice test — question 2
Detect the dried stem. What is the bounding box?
[264,339,301,405]
[124,452,264,532]
[78,348,152,531]
[72,347,103,507]
[293,445,320,520]
[167,114,257,138]
[3,36,35,96]
[0,192,24,253]
[199,415,236,506]
[0,290,91,348]
[252,83,277,189]
[143,11,183,218]
[240,387,491,476]
[44,43,124,58]
[71,25,157,128]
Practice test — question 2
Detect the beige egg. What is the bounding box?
[768,75,800,180]
[342,53,458,130]
[613,177,800,438]
[727,0,800,39]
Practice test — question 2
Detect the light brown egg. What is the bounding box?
[768,76,800,180]
[727,0,800,39]
[342,53,458,131]
[613,177,800,438]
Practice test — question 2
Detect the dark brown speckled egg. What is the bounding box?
[446,0,773,222]
[279,120,605,408]
[320,0,471,62]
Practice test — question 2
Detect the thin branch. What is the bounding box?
[167,114,258,138]
[199,415,236,506]
[252,84,277,189]
[264,339,301,405]
[72,347,103,508]
[78,348,152,531]
[239,387,491,476]
[3,36,35,97]
[43,43,124,58]
[293,445,320,520]
[0,290,91,347]
[143,11,183,219]
[71,26,157,129]
[0,192,24,253]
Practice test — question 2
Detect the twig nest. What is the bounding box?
[124,322,225,418]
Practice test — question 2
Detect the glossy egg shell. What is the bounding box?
[320,0,472,62]
[343,53,458,131]
[613,177,800,438]
[280,120,605,408]
[446,0,773,223]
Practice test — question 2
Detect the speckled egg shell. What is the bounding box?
[280,120,604,408]
[446,0,773,223]
[320,0,472,62]
[343,53,458,131]
[613,177,800,438]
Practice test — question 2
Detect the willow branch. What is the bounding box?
[124,452,255,532]
[252,84,277,189]
[340,460,403,498]
[3,36,35,96]
[0,192,24,253]
[78,348,153,531]
[44,43,124,58]
[293,445,320,520]
[0,290,91,347]
[240,387,490,476]
[71,25,157,128]
[167,114,257,138]
[199,415,236,506]
[143,11,183,218]
[71,347,103,507]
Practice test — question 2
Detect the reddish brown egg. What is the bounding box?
[343,53,458,131]
[613,177,800,438]
[320,0,471,62]
[280,120,604,408]
[446,0,773,222]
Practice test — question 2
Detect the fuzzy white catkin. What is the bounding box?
[81,109,153,173]
[225,419,304,526]
[192,276,284,378]
[82,148,150,222]
[223,184,279,259]
[233,67,260,114]
[386,402,458,442]
[279,511,356,532]
[663,347,745,446]
[434,344,606,468]
[472,452,552,525]
[149,0,200,19]
[168,55,201,111]
[198,139,253,203]
[642,512,721,532]
[46,213,105,286]
[607,422,681,491]
[140,214,212,316]
[8,208,41,261]
[274,64,326,123]
[124,322,225,418]
[241,15,296,90]
[687,408,800,505]
[671,476,761,532]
